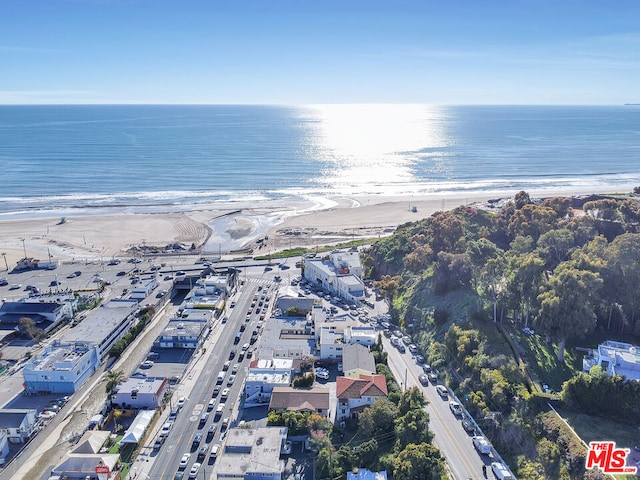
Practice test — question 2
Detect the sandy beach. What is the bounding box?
[0,188,626,270]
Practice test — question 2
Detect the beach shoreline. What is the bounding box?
[0,187,634,270]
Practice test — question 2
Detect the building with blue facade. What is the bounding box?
[23,341,100,394]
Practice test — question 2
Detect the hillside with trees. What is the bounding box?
[364,192,640,480]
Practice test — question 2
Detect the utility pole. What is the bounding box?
[20,238,27,259]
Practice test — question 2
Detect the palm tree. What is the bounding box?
[105,369,125,393]
[112,409,124,433]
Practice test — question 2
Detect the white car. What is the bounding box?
[189,462,202,478]
[449,401,463,416]
[177,397,186,409]
[315,369,329,380]
[232,364,239,374]
[179,453,191,469]
[140,360,154,369]
[160,421,173,436]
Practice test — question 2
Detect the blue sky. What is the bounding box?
[1,0,639,104]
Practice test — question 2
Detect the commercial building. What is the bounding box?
[0,299,74,332]
[275,285,315,315]
[62,300,139,360]
[244,358,293,406]
[303,250,365,304]
[336,374,388,421]
[110,377,167,410]
[583,340,640,381]
[129,277,158,300]
[23,341,101,394]
[49,430,120,480]
[269,386,330,417]
[342,344,376,378]
[213,427,288,479]
[156,311,211,349]
[0,408,38,443]
[258,316,314,360]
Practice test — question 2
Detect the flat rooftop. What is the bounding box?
[214,427,286,477]
[27,343,92,371]
[114,377,166,395]
[258,316,314,359]
[62,300,138,345]
[160,319,206,338]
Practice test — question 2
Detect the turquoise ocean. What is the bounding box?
[1,104,639,217]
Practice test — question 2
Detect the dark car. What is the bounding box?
[229,349,237,359]
[462,417,476,435]
[191,433,203,450]
[212,385,221,397]
[207,422,218,440]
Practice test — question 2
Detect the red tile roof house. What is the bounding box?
[336,374,388,421]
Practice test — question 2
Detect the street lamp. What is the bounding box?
[20,238,27,259]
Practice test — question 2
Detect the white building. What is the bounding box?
[111,377,167,409]
[23,341,101,394]
[344,326,377,347]
[244,358,293,407]
[0,409,38,443]
[319,328,345,361]
[583,340,640,381]
[303,250,365,304]
[63,300,139,360]
[156,314,210,349]
[129,277,158,300]
[213,427,288,480]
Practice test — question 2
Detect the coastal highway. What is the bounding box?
[147,278,273,479]
[382,334,491,480]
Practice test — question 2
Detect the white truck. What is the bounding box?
[491,462,514,480]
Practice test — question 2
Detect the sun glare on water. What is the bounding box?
[302,104,450,193]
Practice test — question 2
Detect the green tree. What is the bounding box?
[105,369,125,393]
[395,408,433,448]
[506,252,544,327]
[393,443,445,480]
[358,398,398,439]
[397,387,426,415]
[535,265,602,362]
[19,317,46,342]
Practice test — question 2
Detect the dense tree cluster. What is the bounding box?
[369,193,640,362]
[365,192,640,479]
[315,388,445,480]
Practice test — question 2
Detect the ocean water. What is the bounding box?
[1,104,639,217]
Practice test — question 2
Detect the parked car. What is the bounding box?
[461,416,476,434]
[179,453,191,469]
[449,401,463,416]
[191,433,202,450]
[197,444,209,460]
[473,436,492,455]
[207,422,218,440]
[189,462,201,479]
[436,385,449,398]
